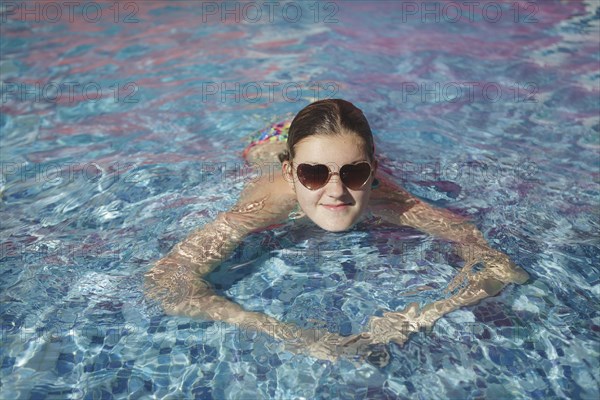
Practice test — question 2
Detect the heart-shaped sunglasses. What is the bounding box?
[292,162,374,191]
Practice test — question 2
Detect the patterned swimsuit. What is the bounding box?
[242,120,291,160]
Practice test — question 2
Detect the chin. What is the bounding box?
[321,224,350,233]
[314,217,357,232]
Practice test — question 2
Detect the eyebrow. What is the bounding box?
[296,159,369,165]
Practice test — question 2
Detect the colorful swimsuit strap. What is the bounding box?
[243,120,291,159]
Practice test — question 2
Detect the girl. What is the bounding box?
[145,99,529,364]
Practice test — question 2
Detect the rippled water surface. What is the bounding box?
[1,1,599,399]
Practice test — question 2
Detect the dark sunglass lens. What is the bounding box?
[297,164,330,190]
[340,163,371,189]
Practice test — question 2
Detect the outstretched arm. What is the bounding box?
[394,187,529,286]
[144,174,298,340]
[144,174,374,362]
[368,171,529,344]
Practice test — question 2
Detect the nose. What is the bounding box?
[324,171,346,197]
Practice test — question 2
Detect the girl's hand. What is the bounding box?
[449,245,529,293]
[479,247,529,284]
[281,325,390,366]
[366,302,421,346]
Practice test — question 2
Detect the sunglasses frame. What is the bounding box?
[291,161,374,191]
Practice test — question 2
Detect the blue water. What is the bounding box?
[1,1,599,399]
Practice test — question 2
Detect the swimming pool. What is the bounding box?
[1,0,598,398]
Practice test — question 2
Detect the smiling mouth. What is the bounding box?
[322,203,351,210]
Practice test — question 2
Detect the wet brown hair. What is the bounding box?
[279,99,375,163]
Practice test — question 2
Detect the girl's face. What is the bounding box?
[283,133,376,232]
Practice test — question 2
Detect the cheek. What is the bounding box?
[294,183,319,208]
[353,189,372,208]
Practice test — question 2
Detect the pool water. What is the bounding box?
[1,1,599,399]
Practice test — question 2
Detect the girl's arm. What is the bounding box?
[144,174,299,340]
[144,174,373,361]
[367,171,529,344]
